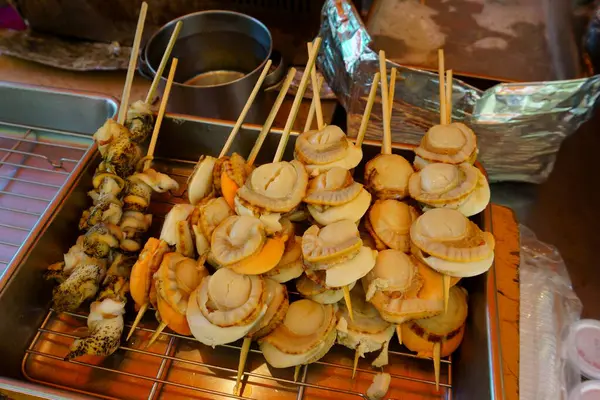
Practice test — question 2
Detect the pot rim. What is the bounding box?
[143,10,273,89]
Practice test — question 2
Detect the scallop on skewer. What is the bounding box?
[410,208,495,312]
[146,252,209,347]
[401,285,468,390]
[234,40,322,234]
[301,220,377,322]
[186,59,277,207]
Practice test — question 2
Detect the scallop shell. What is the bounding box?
[304,167,363,206]
[410,208,495,262]
[366,200,419,252]
[301,220,362,265]
[210,215,266,266]
[198,268,266,328]
[364,154,413,200]
[414,123,477,165]
[237,160,308,213]
[408,163,478,205]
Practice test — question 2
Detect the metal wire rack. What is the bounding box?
[0,121,92,276]
[22,157,453,400]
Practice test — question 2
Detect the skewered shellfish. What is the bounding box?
[364,154,414,200]
[365,199,419,252]
[413,123,478,170]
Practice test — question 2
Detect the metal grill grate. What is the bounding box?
[0,121,92,276]
[22,158,452,400]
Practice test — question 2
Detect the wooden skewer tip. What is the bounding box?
[343,285,354,322]
[352,349,360,379]
[433,342,441,391]
[234,337,252,396]
[294,365,301,382]
[126,302,148,340]
[146,321,167,348]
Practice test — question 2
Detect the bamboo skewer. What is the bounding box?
[147,321,167,348]
[388,67,397,119]
[433,342,441,391]
[445,69,453,125]
[379,51,392,155]
[294,365,301,382]
[443,274,451,313]
[247,67,297,167]
[145,21,183,104]
[273,37,322,163]
[126,303,148,340]
[352,344,361,378]
[219,59,273,158]
[144,58,179,171]
[355,72,380,148]
[117,2,148,124]
[307,42,324,130]
[303,75,324,133]
[437,49,446,126]
[234,336,252,395]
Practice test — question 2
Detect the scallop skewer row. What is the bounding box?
[229,38,323,393]
[128,59,272,337]
[143,69,298,347]
[408,51,491,310]
[67,60,181,360]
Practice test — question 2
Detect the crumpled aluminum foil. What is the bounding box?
[316,0,600,183]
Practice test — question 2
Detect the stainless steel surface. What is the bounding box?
[0,82,117,291]
[0,113,502,399]
[140,11,285,122]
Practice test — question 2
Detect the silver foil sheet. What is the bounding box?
[316,0,600,183]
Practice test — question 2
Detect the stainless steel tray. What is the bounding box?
[0,82,117,289]
[0,112,503,400]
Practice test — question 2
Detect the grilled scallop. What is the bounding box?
[259,299,337,368]
[294,125,363,174]
[302,220,377,288]
[237,160,308,213]
[410,208,495,277]
[401,286,468,358]
[160,204,196,258]
[296,274,357,304]
[188,155,217,205]
[304,167,371,226]
[211,215,285,275]
[365,200,419,252]
[408,162,490,217]
[364,253,447,324]
[413,123,478,170]
[125,100,154,143]
[187,268,267,347]
[364,154,414,200]
[192,197,235,256]
[154,253,209,335]
[336,285,395,367]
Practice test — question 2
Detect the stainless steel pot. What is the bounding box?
[139,11,286,122]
